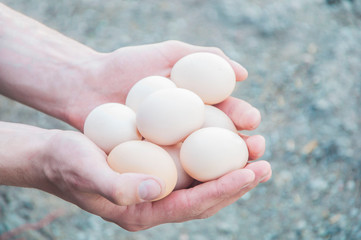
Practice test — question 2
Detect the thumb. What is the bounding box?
[92,170,166,206]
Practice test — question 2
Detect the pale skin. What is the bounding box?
[0,3,272,231]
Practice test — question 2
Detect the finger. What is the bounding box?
[215,97,261,130]
[159,41,248,81]
[195,160,272,218]
[260,168,272,183]
[238,133,266,160]
[244,160,272,184]
[197,179,260,219]
[74,154,165,206]
[151,168,255,224]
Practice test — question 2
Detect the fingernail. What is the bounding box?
[138,179,162,201]
[230,60,248,80]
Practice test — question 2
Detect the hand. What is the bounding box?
[62,40,267,159]
[0,5,272,231]
[63,41,258,132]
[37,41,271,230]
[39,129,271,231]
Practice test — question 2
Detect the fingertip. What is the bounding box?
[239,107,261,130]
[230,60,248,81]
[239,168,256,185]
[244,160,272,182]
[246,135,266,160]
[260,169,272,183]
[220,168,255,188]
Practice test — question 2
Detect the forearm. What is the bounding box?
[0,121,52,188]
[0,3,99,124]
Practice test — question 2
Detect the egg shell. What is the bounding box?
[180,127,249,182]
[202,105,237,132]
[162,143,194,190]
[126,76,177,112]
[136,88,205,146]
[107,140,178,201]
[170,52,236,104]
[83,103,141,154]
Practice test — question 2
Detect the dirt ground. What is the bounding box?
[1,0,361,239]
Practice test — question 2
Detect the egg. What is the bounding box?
[180,127,248,182]
[136,88,205,146]
[202,105,237,132]
[84,103,141,153]
[107,140,177,200]
[170,52,236,104]
[126,76,177,112]
[162,143,194,190]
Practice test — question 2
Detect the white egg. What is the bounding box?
[84,103,141,153]
[107,140,177,201]
[136,88,205,146]
[171,52,236,104]
[126,76,177,112]
[202,105,237,132]
[180,127,248,182]
[162,143,194,190]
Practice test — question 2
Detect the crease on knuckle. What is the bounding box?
[198,210,215,220]
[209,47,226,57]
[214,181,230,199]
[182,190,205,219]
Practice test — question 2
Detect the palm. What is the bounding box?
[69,160,270,231]
[56,41,271,231]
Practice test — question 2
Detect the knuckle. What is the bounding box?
[107,186,133,206]
[102,217,150,232]
[182,192,205,219]
[209,46,225,56]
[122,224,143,232]
[214,181,230,199]
[198,210,215,220]
[163,39,184,48]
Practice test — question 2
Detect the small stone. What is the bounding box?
[346,180,355,190]
[310,178,328,192]
[308,43,318,54]
[179,233,189,240]
[286,139,295,151]
[296,220,307,230]
[329,213,342,224]
[322,209,330,219]
[302,140,318,155]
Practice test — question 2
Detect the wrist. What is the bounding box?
[0,122,58,189]
[0,3,103,129]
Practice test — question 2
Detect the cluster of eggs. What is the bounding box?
[84,52,249,200]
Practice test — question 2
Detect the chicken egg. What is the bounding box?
[136,88,205,146]
[107,140,177,200]
[84,103,141,153]
[126,76,176,112]
[170,52,236,104]
[202,105,237,132]
[180,127,248,182]
[162,143,194,190]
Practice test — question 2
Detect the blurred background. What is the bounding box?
[0,0,360,239]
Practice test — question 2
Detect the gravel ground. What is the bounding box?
[1,0,361,239]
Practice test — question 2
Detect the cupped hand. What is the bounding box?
[38,127,270,231]
[46,40,272,230]
[64,40,258,133]
[65,40,266,158]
